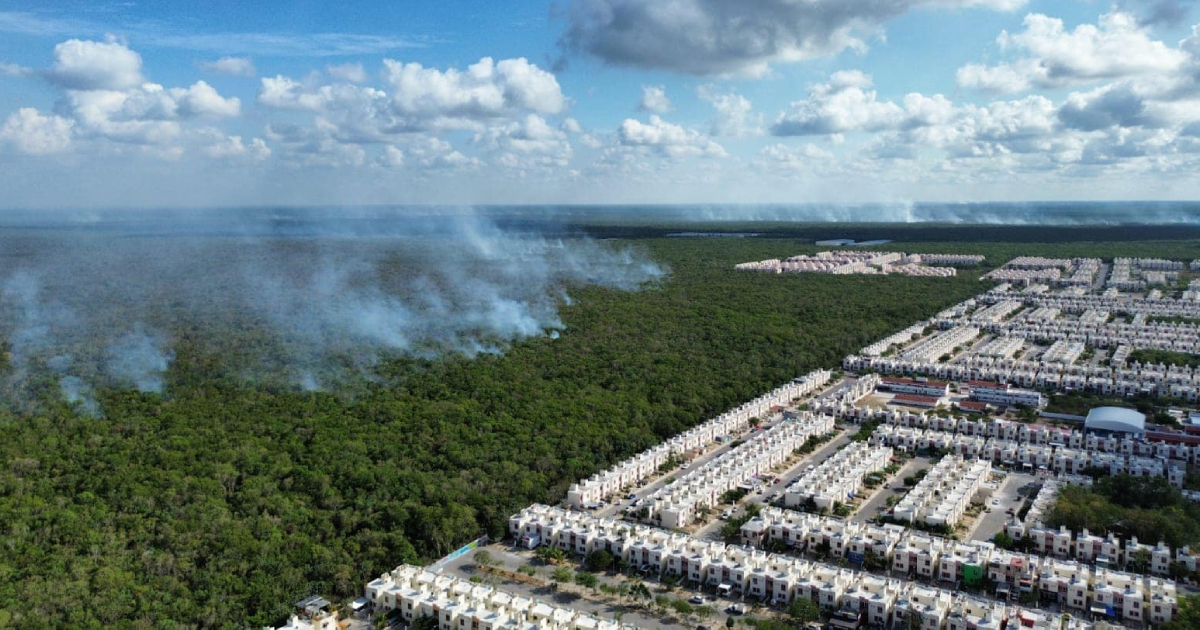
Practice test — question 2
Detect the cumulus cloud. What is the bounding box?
[405,136,481,170]
[327,62,368,83]
[756,142,835,173]
[202,134,271,161]
[638,85,671,113]
[698,85,762,137]
[616,115,726,157]
[385,57,565,120]
[558,0,1026,76]
[172,81,242,117]
[258,56,568,146]
[379,145,405,167]
[1,61,33,77]
[958,12,1189,93]
[47,38,144,90]
[1,108,73,154]
[771,71,905,136]
[1058,85,1160,131]
[199,56,256,77]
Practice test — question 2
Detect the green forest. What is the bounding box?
[1047,475,1200,549]
[2,229,1200,627]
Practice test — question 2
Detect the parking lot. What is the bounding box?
[968,471,1038,542]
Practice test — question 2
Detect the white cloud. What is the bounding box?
[199,56,256,77]
[958,12,1189,93]
[638,85,672,113]
[1,61,33,77]
[203,134,271,160]
[956,62,1035,93]
[561,117,583,134]
[698,85,762,137]
[48,38,144,90]
[559,0,1026,76]
[405,136,480,170]
[616,115,726,157]
[756,142,835,173]
[384,57,566,121]
[327,62,368,83]
[379,145,405,167]
[771,71,905,135]
[171,81,242,118]
[477,115,571,154]
[0,108,73,154]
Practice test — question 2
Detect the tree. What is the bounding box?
[536,545,566,565]
[551,566,573,583]
[1163,594,1200,629]
[585,549,615,573]
[788,597,820,623]
[473,549,495,568]
[1128,548,1151,574]
[1168,561,1190,582]
[993,531,1014,550]
[574,571,599,590]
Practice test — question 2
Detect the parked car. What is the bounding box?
[725,604,746,615]
[688,595,706,605]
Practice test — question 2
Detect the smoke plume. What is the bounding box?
[0,207,667,409]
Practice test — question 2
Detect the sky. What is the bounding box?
[1,0,1200,208]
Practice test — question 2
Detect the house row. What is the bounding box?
[566,369,832,507]
[364,564,620,630]
[812,373,881,415]
[868,424,1191,486]
[506,505,1105,629]
[893,456,993,527]
[842,351,1200,403]
[737,505,1178,625]
[900,326,981,362]
[1002,290,1200,320]
[917,254,985,267]
[861,323,928,358]
[783,442,893,509]
[645,412,836,528]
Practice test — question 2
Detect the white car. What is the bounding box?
[689,596,706,605]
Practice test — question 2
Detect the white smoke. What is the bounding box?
[0,207,667,403]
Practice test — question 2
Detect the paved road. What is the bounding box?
[853,456,931,521]
[693,429,853,541]
[592,378,853,522]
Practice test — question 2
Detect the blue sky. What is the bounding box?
[1,0,1200,207]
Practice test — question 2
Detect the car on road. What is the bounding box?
[720,509,733,520]
[725,604,746,615]
[688,595,706,605]
[627,493,637,500]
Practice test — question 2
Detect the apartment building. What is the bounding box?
[784,441,892,510]
[366,564,619,630]
[892,456,991,527]
[566,370,832,507]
